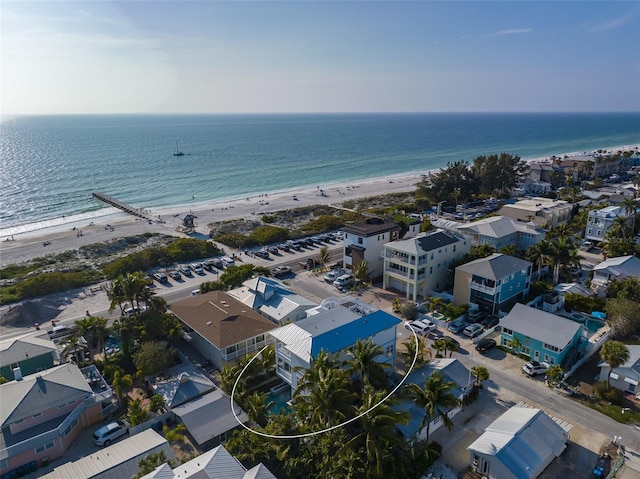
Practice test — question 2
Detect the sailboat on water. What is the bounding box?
[173,141,185,157]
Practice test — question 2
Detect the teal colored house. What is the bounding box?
[0,336,57,381]
[500,304,586,369]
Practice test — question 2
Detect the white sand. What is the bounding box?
[0,172,423,266]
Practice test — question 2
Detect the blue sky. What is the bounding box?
[2,1,639,114]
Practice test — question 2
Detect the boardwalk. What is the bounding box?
[92,192,156,222]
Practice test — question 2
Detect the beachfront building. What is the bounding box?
[467,406,570,479]
[0,335,57,381]
[598,345,640,397]
[453,254,533,316]
[130,443,278,479]
[590,255,640,295]
[455,216,545,252]
[169,291,277,371]
[497,197,571,227]
[41,429,176,479]
[269,296,401,395]
[342,217,421,280]
[500,304,585,368]
[395,358,473,443]
[0,364,112,478]
[382,229,470,302]
[584,205,636,243]
[227,276,317,325]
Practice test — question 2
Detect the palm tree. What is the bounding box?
[133,451,174,479]
[398,337,431,368]
[621,197,637,217]
[295,350,340,396]
[60,333,85,364]
[526,240,554,278]
[343,386,409,479]
[600,340,630,387]
[127,398,149,426]
[317,246,331,269]
[470,365,489,387]
[545,365,563,386]
[507,336,522,353]
[432,338,448,358]
[499,244,519,257]
[442,337,460,358]
[74,316,109,358]
[244,391,273,426]
[353,260,370,285]
[112,369,133,403]
[402,371,459,443]
[345,339,390,390]
[606,215,633,241]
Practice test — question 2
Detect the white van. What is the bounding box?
[324,268,346,284]
[221,256,235,267]
[333,274,354,289]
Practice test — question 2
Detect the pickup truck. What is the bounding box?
[272,266,292,277]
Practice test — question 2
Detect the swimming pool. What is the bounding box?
[266,385,292,415]
[559,313,605,333]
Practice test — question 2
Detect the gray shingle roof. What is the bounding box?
[0,363,92,427]
[456,253,532,280]
[501,304,582,350]
[0,336,57,368]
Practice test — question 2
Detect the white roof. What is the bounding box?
[269,323,313,363]
[456,216,543,239]
[468,406,568,478]
[42,429,174,479]
[592,255,640,279]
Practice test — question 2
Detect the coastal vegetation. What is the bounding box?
[223,343,444,479]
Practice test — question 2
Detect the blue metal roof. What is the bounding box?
[311,310,400,358]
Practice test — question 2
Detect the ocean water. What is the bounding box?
[1,112,639,235]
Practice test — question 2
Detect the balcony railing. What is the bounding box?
[468,280,498,295]
[277,366,292,381]
[385,268,414,280]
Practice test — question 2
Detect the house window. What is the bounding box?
[63,417,79,436]
[453,245,456,252]
[503,328,513,335]
[521,346,531,355]
[386,345,394,357]
[597,230,602,236]
[543,343,560,352]
[256,334,265,343]
[35,441,55,454]
[226,345,237,355]
[358,237,363,245]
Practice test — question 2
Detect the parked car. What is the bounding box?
[123,306,146,316]
[333,274,354,288]
[92,420,129,447]
[204,258,223,270]
[278,243,291,252]
[48,325,73,340]
[522,360,548,376]
[190,263,205,275]
[180,266,193,277]
[475,338,497,353]
[221,256,235,267]
[404,320,435,336]
[153,272,169,283]
[324,268,347,284]
[580,241,594,251]
[272,266,292,277]
[467,310,486,323]
[463,323,484,338]
[268,246,279,255]
[482,316,500,330]
[255,249,270,259]
[168,270,181,280]
[447,319,467,334]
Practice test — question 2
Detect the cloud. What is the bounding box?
[591,7,639,32]
[495,28,532,35]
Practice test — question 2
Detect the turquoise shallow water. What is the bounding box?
[1,112,639,233]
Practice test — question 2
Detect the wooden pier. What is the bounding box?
[92,192,155,222]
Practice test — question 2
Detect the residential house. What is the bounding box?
[42,429,176,479]
[500,304,586,368]
[467,406,570,479]
[0,364,111,477]
[590,255,640,295]
[270,296,401,394]
[598,345,640,396]
[139,444,277,479]
[171,389,249,449]
[382,229,470,301]
[343,217,420,280]
[169,291,277,371]
[227,276,317,325]
[521,177,552,195]
[150,362,216,409]
[542,282,594,314]
[455,216,545,252]
[585,205,635,243]
[497,197,571,227]
[0,335,57,381]
[453,254,533,316]
[527,162,563,188]
[395,358,473,443]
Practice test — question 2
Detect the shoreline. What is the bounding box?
[1,144,638,267]
[2,143,638,240]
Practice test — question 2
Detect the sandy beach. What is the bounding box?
[0,172,422,267]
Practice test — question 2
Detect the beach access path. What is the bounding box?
[0,173,421,267]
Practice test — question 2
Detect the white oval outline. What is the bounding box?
[230,323,421,439]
